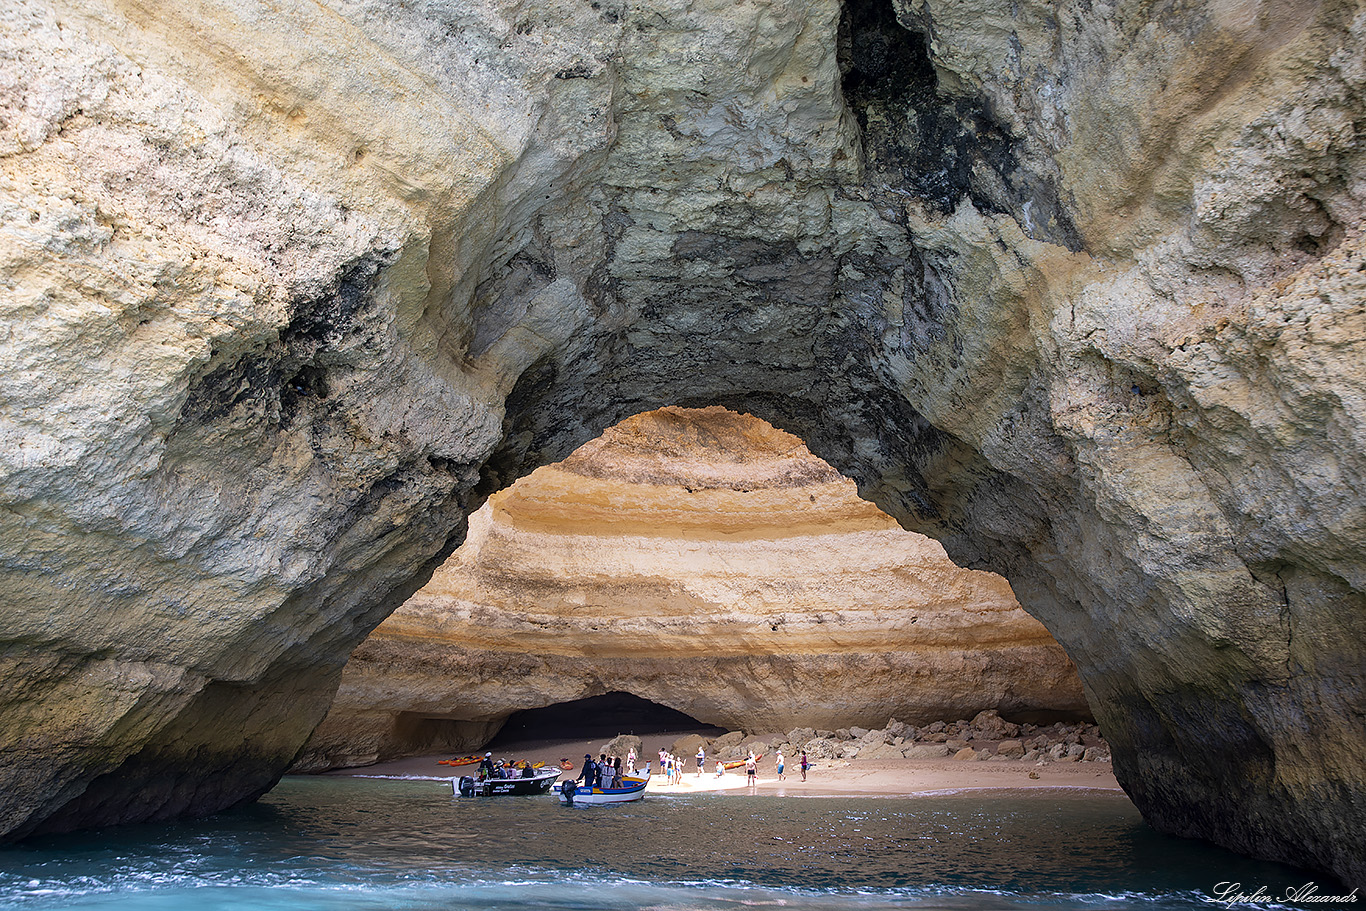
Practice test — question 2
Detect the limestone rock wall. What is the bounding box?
[1,0,1362,885]
[296,407,1087,770]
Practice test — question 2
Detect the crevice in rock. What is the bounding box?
[474,356,568,501]
[468,235,560,360]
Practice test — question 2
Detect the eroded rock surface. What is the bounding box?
[296,407,1087,770]
[1,0,1363,884]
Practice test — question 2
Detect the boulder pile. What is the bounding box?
[653,710,1110,767]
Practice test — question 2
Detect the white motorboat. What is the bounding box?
[554,773,649,805]
[454,768,560,797]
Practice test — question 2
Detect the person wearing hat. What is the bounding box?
[477,751,496,781]
[577,753,597,789]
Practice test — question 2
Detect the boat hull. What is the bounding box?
[555,774,648,805]
[454,770,560,797]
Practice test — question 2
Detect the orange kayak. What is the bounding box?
[721,754,764,771]
[441,757,545,769]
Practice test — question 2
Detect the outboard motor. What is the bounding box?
[561,779,577,805]
[457,776,476,798]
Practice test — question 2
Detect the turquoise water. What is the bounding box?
[0,778,1320,909]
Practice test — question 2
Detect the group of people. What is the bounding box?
[770,750,804,781]
[719,748,811,785]
[476,751,537,780]
[570,745,813,789]
[475,743,813,788]
[577,752,627,789]
[646,748,689,784]
[664,747,812,785]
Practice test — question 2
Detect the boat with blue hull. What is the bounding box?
[554,773,649,805]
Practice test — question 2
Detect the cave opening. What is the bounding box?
[297,406,1092,772]
[484,692,728,751]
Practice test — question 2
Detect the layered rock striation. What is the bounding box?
[296,407,1088,770]
[1,0,1362,885]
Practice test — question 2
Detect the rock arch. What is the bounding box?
[0,0,1362,887]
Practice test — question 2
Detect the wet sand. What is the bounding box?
[320,728,1124,798]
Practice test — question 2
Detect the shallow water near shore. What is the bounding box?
[0,776,1320,910]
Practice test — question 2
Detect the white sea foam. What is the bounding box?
[347,773,454,781]
[903,784,1124,798]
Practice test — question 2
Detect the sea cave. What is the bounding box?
[0,0,1362,890]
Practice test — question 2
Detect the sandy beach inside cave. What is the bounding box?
[320,728,1124,798]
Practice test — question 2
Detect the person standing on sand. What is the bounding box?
[800,751,809,781]
[745,751,757,787]
[776,751,785,781]
[696,745,705,776]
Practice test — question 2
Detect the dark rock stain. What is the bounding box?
[177,255,390,432]
[840,0,1082,251]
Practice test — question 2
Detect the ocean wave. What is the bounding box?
[902,785,1126,798]
[346,774,454,782]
